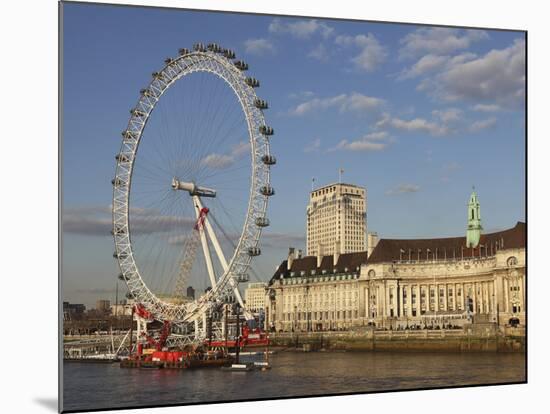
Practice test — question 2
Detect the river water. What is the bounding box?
[63,351,525,412]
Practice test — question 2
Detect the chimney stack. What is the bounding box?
[333,239,341,268]
[367,232,379,258]
[287,247,295,270]
[297,249,303,259]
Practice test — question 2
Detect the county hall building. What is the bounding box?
[265,189,525,331]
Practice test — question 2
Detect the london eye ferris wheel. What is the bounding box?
[112,43,275,327]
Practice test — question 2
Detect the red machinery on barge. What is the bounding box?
[206,325,269,350]
[120,303,269,369]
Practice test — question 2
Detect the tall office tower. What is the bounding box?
[306,182,367,257]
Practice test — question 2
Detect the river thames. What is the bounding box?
[63,351,526,412]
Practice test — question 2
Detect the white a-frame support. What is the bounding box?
[193,196,247,313]
[192,195,217,290]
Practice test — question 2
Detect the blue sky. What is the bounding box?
[62,2,525,307]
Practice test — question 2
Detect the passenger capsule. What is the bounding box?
[151,72,164,80]
[193,43,206,52]
[247,247,261,257]
[259,125,274,136]
[130,108,146,118]
[222,49,235,59]
[111,226,126,236]
[125,292,133,299]
[113,251,127,259]
[121,130,138,140]
[255,217,270,227]
[207,43,222,53]
[223,49,236,59]
[111,178,121,187]
[237,274,250,282]
[245,77,260,87]
[115,154,130,163]
[261,154,276,165]
[254,99,268,109]
[139,88,153,97]
[164,57,174,65]
[178,48,190,56]
[260,185,275,196]
[118,273,128,281]
[234,60,249,71]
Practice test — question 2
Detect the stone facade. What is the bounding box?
[244,282,267,313]
[266,222,525,332]
[362,238,525,329]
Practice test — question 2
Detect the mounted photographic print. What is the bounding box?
[60,1,526,412]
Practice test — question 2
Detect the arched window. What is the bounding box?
[471,209,474,220]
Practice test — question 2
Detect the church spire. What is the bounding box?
[466,187,482,248]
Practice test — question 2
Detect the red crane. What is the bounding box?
[143,320,172,351]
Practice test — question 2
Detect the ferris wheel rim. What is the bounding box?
[112,47,272,323]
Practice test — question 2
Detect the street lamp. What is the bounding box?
[333,284,337,331]
[293,305,297,333]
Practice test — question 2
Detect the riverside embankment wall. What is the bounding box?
[270,326,525,353]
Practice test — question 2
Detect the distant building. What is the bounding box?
[96,299,111,312]
[63,302,86,321]
[187,286,195,300]
[267,190,526,331]
[245,282,267,313]
[307,183,366,257]
[110,300,134,316]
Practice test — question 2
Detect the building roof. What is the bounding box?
[368,221,525,263]
[269,251,369,284]
[268,222,525,284]
[311,182,365,194]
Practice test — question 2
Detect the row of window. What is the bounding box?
[283,310,359,321]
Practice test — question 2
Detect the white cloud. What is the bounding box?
[200,153,234,169]
[308,43,330,62]
[471,104,502,112]
[375,107,499,137]
[289,92,385,116]
[230,141,250,157]
[304,138,322,153]
[385,184,421,195]
[268,18,334,39]
[432,108,462,123]
[443,161,461,172]
[261,233,306,248]
[399,52,478,82]
[438,39,525,107]
[399,27,488,59]
[200,141,250,169]
[398,54,449,79]
[333,131,391,152]
[469,117,497,132]
[376,113,450,136]
[289,91,315,100]
[63,206,195,236]
[395,30,524,111]
[335,33,387,72]
[244,38,275,56]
